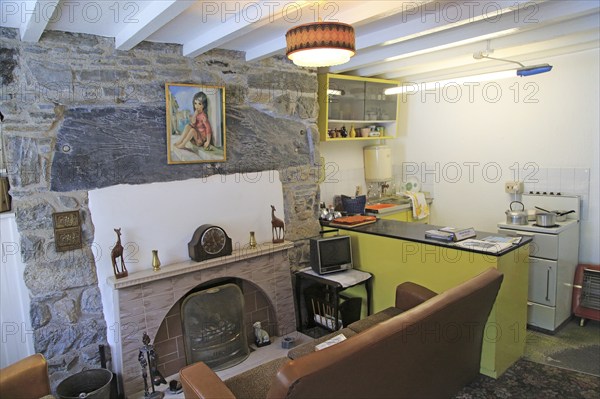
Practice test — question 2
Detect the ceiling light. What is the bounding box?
[285,22,355,67]
[475,53,553,77]
[516,64,553,76]
[384,52,554,95]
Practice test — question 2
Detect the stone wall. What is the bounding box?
[0,27,321,390]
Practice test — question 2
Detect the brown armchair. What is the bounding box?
[0,354,51,399]
[180,268,503,399]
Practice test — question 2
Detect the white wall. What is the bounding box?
[321,49,599,263]
[0,213,34,367]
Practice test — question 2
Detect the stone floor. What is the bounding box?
[132,333,313,399]
[523,318,600,376]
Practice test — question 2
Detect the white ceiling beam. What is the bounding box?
[379,18,599,79]
[115,0,194,51]
[395,35,599,83]
[350,3,599,77]
[183,0,313,58]
[334,0,594,73]
[19,0,59,42]
[354,0,541,50]
[244,0,412,61]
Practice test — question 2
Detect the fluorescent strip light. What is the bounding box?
[517,64,553,76]
[385,64,552,95]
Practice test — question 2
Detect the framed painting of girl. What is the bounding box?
[165,83,226,164]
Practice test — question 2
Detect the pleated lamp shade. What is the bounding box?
[286,22,356,67]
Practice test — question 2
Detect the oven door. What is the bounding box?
[528,258,557,306]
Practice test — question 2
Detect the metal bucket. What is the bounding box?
[56,369,113,399]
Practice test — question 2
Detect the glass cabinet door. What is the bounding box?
[364,81,398,122]
[327,78,365,121]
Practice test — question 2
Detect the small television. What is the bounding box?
[310,235,353,275]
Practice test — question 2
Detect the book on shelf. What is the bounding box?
[425,227,476,242]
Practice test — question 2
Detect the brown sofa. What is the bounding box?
[0,353,51,399]
[180,268,503,399]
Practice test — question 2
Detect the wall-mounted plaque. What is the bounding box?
[52,211,82,252]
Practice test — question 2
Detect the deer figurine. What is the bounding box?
[271,205,285,243]
[111,228,128,279]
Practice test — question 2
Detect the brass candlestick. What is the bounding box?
[151,250,161,272]
[249,232,257,249]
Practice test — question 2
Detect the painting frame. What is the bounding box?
[165,83,227,164]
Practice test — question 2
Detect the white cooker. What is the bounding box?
[498,193,580,332]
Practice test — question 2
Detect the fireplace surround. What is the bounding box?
[107,241,295,397]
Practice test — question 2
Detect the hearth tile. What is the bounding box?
[162,357,187,380]
[202,266,228,282]
[154,319,169,343]
[256,291,270,310]
[166,302,180,317]
[172,271,203,293]
[251,264,273,283]
[251,307,269,325]
[120,313,147,339]
[142,291,174,312]
[155,337,178,357]
[142,277,174,297]
[244,291,257,313]
[119,285,143,302]
[166,314,182,338]
[120,298,145,319]
[227,260,253,278]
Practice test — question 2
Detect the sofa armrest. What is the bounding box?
[0,353,51,399]
[180,362,236,399]
[395,282,437,311]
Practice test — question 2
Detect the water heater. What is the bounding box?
[363,145,392,182]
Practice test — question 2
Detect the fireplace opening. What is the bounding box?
[181,282,250,370]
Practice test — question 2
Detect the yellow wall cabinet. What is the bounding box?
[318,74,400,142]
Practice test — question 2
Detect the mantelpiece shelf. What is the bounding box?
[107,240,294,289]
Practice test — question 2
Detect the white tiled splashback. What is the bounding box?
[519,167,591,221]
[519,167,590,197]
[319,165,590,219]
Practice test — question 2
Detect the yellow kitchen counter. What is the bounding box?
[322,218,531,379]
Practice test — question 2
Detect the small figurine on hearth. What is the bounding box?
[253,321,271,347]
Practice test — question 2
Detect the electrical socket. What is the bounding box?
[504,181,524,194]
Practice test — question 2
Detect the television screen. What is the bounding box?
[319,237,352,267]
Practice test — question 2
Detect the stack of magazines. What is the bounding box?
[425,227,476,242]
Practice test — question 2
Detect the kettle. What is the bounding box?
[505,201,528,225]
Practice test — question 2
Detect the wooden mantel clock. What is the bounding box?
[188,224,233,262]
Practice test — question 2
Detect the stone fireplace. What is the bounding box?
[108,241,295,397]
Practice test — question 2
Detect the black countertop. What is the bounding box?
[321,218,532,257]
